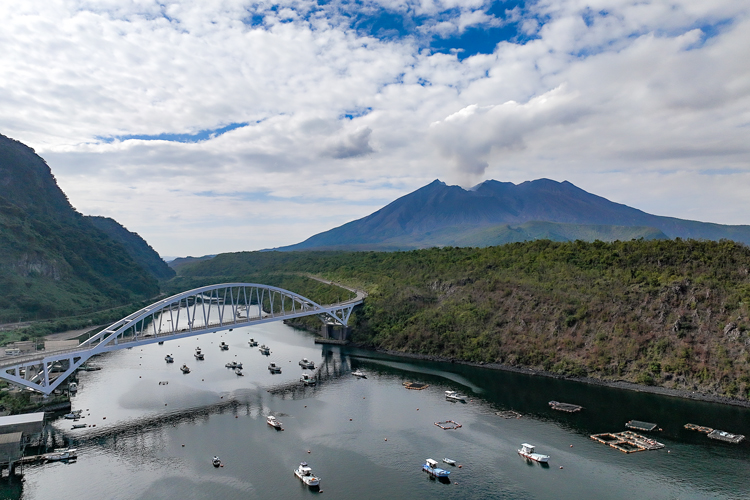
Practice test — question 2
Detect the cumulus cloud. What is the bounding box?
[0,0,749,255]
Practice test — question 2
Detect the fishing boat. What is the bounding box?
[219,342,229,350]
[225,361,238,369]
[158,341,164,345]
[442,458,456,466]
[445,390,467,402]
[294,462,321,487]
[259,345,271,355]
[212,456,222,467]
[268,362,281,373]
[71,423,87,429]
[234,362,243,369]
[422,458,450,478]
[351,369,367,378]
[267,415,282,429]
[248,338,259,347]
[235,368,244,376]
[165,354,174,363]
[194,351,204,360]
[518,443,549,463]
[43,448,77,461]
[181,364,191,374]
[300,373,316,385]
[63,410,82,420]
[68,382,78,393]
[299,358,315,369]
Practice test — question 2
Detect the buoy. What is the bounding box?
[349,418,352,421]
[307,450,311,454]
[182,444,185,447]
[165,403,167,406]
[103,417,106,420]
[559,466,563,469]
[416,408,419,411]
[304,405,307,408]
[236,415,238,418]
[384,438,387,441]
[570,444,573,447]
[458,465,462,468]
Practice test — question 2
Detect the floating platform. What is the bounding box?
[625,420,658,432]
[549,401,583,413]
[496,410,522,419]
[684,423,713,434]
[434,420,462,430]
[590,431,665,453]
[707,429,745,444]
[403,382,429,390]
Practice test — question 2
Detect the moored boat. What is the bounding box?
[423,458,450,478]
[518,443,549,463]
[351,369,367,378]
[225,361,238,369]
[259,345,271,355]
[219,342,229,350]
[300,373,316,385]
[445,390,467,402]
[181,364,191,373]
[443,458,456,466]
[248,338,259,347]
[235,368,244,376]
[43,448,77,461]
[71,423,87,429]
[194,351,204,360]
[165,354,174,363]
[212,456,222,467]
[68,382,78,393]
[268,362,281,373]
[294,461,321,487]
[63,410,82,420]
[299,358,315,369]
[267,415,282,429]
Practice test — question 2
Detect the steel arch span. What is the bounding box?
[0,283,365,395]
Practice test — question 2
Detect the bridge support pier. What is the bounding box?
[320,324,351,341]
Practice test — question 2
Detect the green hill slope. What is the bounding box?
[0,134,160,321]
[173,239,750,400]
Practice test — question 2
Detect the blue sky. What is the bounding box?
[1,0,749,256]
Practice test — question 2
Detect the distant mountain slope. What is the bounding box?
[168,255,217,270]
[0,133,160,321]
[87,216,175,280]
[277,179,750,251]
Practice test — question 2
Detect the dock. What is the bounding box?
[625,420,658,432]
[707,429,745,444]
[549,401,583,413]
[590,431,665,453]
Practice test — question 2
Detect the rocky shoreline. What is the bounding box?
[348,343,750,409]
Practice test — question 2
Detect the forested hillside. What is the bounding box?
[174,239,750,399]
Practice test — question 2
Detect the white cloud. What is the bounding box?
[1,0,749,256]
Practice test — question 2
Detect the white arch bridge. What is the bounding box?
[0,283,366,395]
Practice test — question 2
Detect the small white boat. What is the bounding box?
[300,373,316,385]
[181,364,191,374]
[225,361,238,369]
[445,390,467,402]
[267,415,282,429]
[235,368,244,376]
[248,339,259,347]
[351,369,367,378]
[423,458,450,478]
[194,351,204,360]
[443,458,456,466]
[259,345,271,355]
[518,443,549,463]
[71,423,87,430]
[235,362,243,369]
[219,342,229,350]
[43,448,77,461]
[299,358,315,369]
[68,382,78,393]
[294,462,321,487]
[165,354,174,363]
[212,456,221,467]
[63,410,82,420]
[268,363,281,373]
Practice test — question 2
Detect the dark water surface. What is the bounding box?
[4,320,749,499]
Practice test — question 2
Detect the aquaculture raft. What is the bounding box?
[625,420,658,432]
[707,430,745,444]
[684,423,713,434]
[590,431,664,453]
[403,382,429,390]
[496,410,522,419]
[435,420,462,430]
[549,401,583,413]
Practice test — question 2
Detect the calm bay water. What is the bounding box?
[3,318,749,499]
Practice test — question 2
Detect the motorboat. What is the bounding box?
[68,382,78,393]
[422,458,450,478]
[442,458,456,466]
[165,354,174,363]
[235,368,244,376]
[219,342,229,350]
[300,373,316,385]
[259,345,271,355]
[234,362,243,369]
[294,462,321,487]
[212,456,221,467]
[518,443,549,463]
[225,361,238,369]
[63,410,82,420]
[267,415,282,429]
[158,341,164,345]
[351,369,367,378]
[248,338,258,347]
[181,364,191,374]
[268,363,281,373]
[71,423,87,429]
[445,390,467,402]
[195,347,202,352]
[43,448,77,461]
[194,351,205,360]
[299,358,315,369]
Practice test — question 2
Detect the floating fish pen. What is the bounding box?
[590,431,665,453]
[625,420,658,432]
[435,420,462,430]
[403,382,429,390]
[684,423,713,434]
[496,410,522,419]
[549,401,583,413]
[707,429,745,444]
